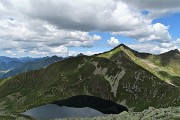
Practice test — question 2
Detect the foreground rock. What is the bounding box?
[60,106,180,120]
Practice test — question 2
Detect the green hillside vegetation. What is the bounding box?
[97,44,180,87]
[0,44,180,119]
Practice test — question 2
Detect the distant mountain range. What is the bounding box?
[0,44,179,119]
[0,56,63,78]
[0,56,42,63]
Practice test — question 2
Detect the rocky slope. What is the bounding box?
[61,106,180,120]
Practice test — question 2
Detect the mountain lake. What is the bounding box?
[22,104,107,119]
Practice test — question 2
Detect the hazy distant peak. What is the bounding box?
[77,53,85,57]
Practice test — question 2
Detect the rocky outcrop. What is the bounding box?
[61,106,180,120]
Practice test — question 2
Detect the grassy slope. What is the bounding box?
[0,56,114,114]
[143,51,180,86]
[97,44,180,87]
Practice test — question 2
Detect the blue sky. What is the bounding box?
[70,12,180,55]
[0,0,180,57]
[153,13,180,39]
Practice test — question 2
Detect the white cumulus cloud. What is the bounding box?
[0,0,180,56]
[107,37,120,47]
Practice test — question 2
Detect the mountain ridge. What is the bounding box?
[0,44,179,119]
[96,44,180,86]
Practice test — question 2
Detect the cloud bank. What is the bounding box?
[0,0,180,56]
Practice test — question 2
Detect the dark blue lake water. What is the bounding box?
[22,104,106,119]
